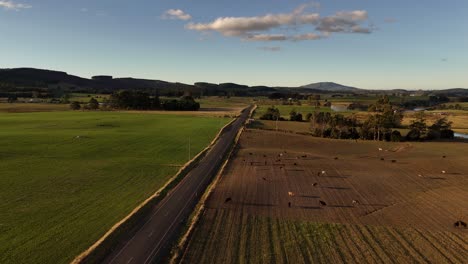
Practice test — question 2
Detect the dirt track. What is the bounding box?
[182,129,468,263]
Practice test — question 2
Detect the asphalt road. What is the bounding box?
[102,106,253,264]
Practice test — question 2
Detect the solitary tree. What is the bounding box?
[88,97,99,110]
[70,101,81,110]
[260,107,281,120]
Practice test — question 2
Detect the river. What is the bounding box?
[454,133,468,139]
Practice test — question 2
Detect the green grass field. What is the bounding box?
[0,111,230,264]
[69,93,109,103]
[197,97,251,109]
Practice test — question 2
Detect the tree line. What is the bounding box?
[70,91,200,111]
[259,96,454,142]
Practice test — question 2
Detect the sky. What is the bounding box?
[0,0,467,90]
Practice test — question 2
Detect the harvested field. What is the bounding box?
[182,129,468,263]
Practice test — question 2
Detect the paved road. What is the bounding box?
[102,106,253,264]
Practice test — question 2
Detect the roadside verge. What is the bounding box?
[169,105,257,264]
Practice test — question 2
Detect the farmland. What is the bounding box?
[181,129,468,263]
[253,104,336,119]
[0,111,230,264]
[0,103,69,113]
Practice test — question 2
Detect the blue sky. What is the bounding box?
[0,0,467,89]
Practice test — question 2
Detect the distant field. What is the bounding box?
[253,104,337,119]
[0,103,69,113]
[0,111,230,264]
[251,108,468,135]
[182,129,468,263]
[403,110,468,134]
[69,93,109,103]
[250,120,312,134]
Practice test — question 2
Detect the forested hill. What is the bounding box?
[1,68,467,97]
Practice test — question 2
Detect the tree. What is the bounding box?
[408,111,427,140]
[88,97,99,110]
[60,93,71,104]
[7,94,17,103]
[109,91,161,110]
[260,107,281,120]
[70,101,81,110]
[406,128,421,141]
[390,130,402,142]
[428,117,454,139]
[289,110,303,122]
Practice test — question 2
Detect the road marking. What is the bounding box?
[148,230,154,238]
[126,257,134,264]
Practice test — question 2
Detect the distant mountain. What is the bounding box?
[0,68,192,92]
[0,68,91,87]
[432,88,468,96]
[1,68,466,97]
[300,82,362,92]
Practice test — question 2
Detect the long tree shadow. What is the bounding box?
[298,195,320,198]
[427,177,446,180]
[241,202,277,207]
[328,205,354,208]
[322,186,351,190]
[360,203,388,207]
[298,206,322,210]
[320,175,349,179]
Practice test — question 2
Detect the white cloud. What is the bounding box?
[246,34,287,41]
[292,33,323,41]
[163,9,192,21]
[186,5,373,42]
[186,11,320,37]
[0,0,31,10]
[316,10,371,33]
[258,46,282,52]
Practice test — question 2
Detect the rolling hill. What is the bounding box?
[300,82,362,92]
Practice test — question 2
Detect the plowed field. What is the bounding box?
[182,129,468,263]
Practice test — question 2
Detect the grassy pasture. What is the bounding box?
[253,104,336,119]
[197,96,251,109]
[69,93,109,103]
[403,110,468,134]
[0,103,69,113]
[0,111,230,264]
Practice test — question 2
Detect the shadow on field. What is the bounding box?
[320,175,349,179]
[360,203,388,207]
[329,205,354,208]
[298,206,322,210]
[298,195,320,199]
[322,186,351,190]
[242,202,277,207]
